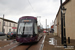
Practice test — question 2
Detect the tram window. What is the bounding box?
[18,23,33,35]
[24,23,33,34]
[34,23,38,34]
[18,23,24,35]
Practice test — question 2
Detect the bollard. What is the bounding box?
[68,37,70,44]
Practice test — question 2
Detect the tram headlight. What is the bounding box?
[18,36,21,38]
[30,35,33,38]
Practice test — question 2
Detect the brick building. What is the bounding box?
[56,0,75,39]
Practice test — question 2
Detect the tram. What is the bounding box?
[16,16,43,43]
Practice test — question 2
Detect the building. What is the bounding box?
[0,17,17,34]
[54,17,57,35]
[50,25,54,33]
[56,0,75,39]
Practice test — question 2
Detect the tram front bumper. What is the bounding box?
[16,36,38,43]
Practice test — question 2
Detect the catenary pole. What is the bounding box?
[2,14,4,33]
[46,19,47,31]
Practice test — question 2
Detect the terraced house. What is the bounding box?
[56,0,75,39]
[0,17,17,34]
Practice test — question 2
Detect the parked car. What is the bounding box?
[50,29,54,33]
[43,30,49,33]
[0,32,6,36]
[7,32,17,40]
[0,32,7,40]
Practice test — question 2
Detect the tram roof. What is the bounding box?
[19,16,37,20]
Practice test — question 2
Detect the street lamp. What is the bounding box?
[60,0,64,44]
[37,16,41,25]
[62,7,67,47]
[60,0,67,47]
[62,7,66,13]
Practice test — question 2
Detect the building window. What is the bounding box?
[3,29,5,33]
[14,24,15,27]
[13,29,15,32]
[3,22,5,26]
[9,23,11,27]
[55,24,57,26]
[9,29,11,32]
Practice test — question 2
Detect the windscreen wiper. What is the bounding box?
[22,26,25,35]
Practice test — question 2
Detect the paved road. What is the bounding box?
[12,33,46,50]
[0,33,46,50]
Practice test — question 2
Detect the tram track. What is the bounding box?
[11,35,44,50]
[0,40,39,50]
[7,42,35,50]
[0,33,46,50]
[0,39,16,49]
[26,44,33,50]
[8,43,22,50]
[9,40,41,50]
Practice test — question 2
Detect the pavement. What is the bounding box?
[43,33,75,50]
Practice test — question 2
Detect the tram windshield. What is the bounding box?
[18,22,33,35]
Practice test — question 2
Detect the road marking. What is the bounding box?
[39,34,46,50]
[42,35,46,44]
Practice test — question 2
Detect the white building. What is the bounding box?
[0,17,17,34]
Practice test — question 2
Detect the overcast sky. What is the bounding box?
[0,0,65,28]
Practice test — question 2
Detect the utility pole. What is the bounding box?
[60,0,64,44]
[2,14,4,33]
[46,19,47,31]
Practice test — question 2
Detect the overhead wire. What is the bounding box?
[27,0,36,13]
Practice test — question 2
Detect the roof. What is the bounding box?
[21,16,36,18]
[62,0,70,6]
[0,17,17,24]
[19,16,37,20]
